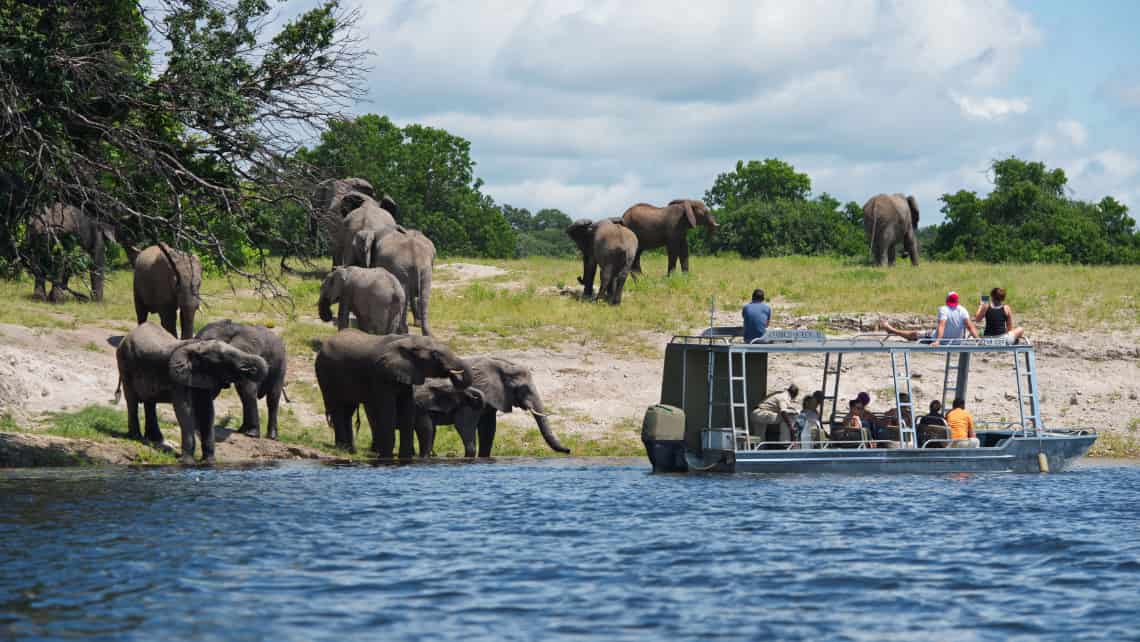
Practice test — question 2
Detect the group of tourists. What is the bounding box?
[880,288,1026,346]
[748,385,978,449]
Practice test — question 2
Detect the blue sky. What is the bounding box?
[276,1,1140,223]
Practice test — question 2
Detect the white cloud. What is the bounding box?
[950,92,1031,120]
[1056,120,1088,147]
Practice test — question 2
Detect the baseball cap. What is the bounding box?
[946,291,959,307]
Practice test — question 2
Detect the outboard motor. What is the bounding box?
[642,404,687,473]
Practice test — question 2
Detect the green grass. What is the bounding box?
[41,406,179,464]
[1088,429,1140,458]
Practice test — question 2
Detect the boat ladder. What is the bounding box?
[820,352,843,424]
[889,349,917,448]
[707,348,751,449]
[1013,349,1043,435]
[940,353,961,411]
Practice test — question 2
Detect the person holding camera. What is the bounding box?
[974,287,1025,344]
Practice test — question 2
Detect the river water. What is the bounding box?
[2,458,1139,641]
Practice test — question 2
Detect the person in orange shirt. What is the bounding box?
[945,397,979,448]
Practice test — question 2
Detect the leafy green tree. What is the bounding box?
[1,0,367,289]
[298,114,516,257]
[704,159,812,209]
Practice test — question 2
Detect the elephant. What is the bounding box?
[314,329,473,457]
[133,244,203,339]
[26,202,116,302]
[318,266,407,335]
[328,191,399,267]
[414,356,570,458]
[862,193,920,267]
[565,218,636,305]
[312,178,399,257]
[115,322,269,464]
[621,199,718,275]
[369,227,435,336]
[336,192,398,267]
[195,319,287,440]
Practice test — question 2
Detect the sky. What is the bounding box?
[281,0,1140,223]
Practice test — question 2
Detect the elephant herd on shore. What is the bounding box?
[109,177,567,463]
[16,174,923,463]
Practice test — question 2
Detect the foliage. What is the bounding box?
[695,158,863,258]
[930,158,1140,264]
[296,114,517,258]
[501,205,576,257]
[0,0,366,294]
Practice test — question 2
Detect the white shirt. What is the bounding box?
[938,305,970,339]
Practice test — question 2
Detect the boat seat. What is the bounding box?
[918,419,951,448]
[829,423,871,448]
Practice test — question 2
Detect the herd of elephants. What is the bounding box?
[24,177,922,463]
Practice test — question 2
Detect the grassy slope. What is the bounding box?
[1,254,1138,459]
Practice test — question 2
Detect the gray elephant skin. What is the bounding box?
[621,199,717,275]
[322,185,399,266]
[26,202,116,302]
[566,218,637,305]
[116,322,268,464]
[195,319,287,440]
[415,356,570,458]
[318,266,407,335]
[314,329,472,457]
[368,227,436,336]
[862,193,920,267]
[133,244,203,339]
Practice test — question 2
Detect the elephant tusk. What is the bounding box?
[530,409,553,418]
[449,369,466,376]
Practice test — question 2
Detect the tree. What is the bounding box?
[704,159,812,209]
[1,0,367,292]
[298,114,516,258]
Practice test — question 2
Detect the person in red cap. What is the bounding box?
[878,291,978,345]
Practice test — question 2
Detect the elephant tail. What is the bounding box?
[282,384,291,404]
[113,376,122,405]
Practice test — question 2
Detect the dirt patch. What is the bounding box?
[434,262,510,289]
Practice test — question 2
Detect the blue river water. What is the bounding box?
[2,458,1139,641]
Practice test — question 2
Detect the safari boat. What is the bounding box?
[642,328,1096,474]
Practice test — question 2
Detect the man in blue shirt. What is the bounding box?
[742,289,771,343]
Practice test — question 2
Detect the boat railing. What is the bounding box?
[674,328,1033,350]
[745,440,906,451]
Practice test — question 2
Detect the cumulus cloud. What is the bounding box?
[282,0,1137,219]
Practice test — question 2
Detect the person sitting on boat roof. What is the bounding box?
[945,398,979,448]
[750,383,798,444]
[742,288,772,343]
[974,287,1025,344]
[795,395,825,449]
[877,291,979,346]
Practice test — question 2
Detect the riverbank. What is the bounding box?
[1,255,1137,466]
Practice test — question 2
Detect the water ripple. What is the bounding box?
[1,460,1139,641]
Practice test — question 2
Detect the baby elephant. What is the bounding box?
[414,356,570,457]
[116,322,268,464]
[566,218,637,305]
[318,266,407,335]
[195,319,287,439]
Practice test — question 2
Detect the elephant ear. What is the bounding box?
[416,381,460,413]
[339,192,370,216]
[906,195,920,229]
[376,341,424,386]
[380,194,399,217]
[345,178,375,198]
[472,359,520,413]
[670,199,697,228]
[169,341,222,390]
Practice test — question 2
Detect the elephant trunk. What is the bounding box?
[318,296,334,323]
[525,398,569,454]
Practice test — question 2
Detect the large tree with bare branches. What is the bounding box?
[0,0,367,298]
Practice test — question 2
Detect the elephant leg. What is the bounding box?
[887,244,897,267]
[330,403,355,452]
[48,272,67,302]
[193,389,216,464]
[598,264,613,303]
[179,306,195,340]
[418,272,432,337]
[631,249,643,274]
[126,396,142,440]
[363,398,395,457]
[580,257,597,298]
[32,273,47,301]
[159,307,178,338]
[414,413,436,458]
[906,232,920,266]
[172,391,197,464]
[679,237,690,273]
[667,252,678,275]
[396,388,416,459]
[265,380,281,440]
[476,410,497,458]
[612,270,629,305]
[235,380,261,438]
[143,400,163,443]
